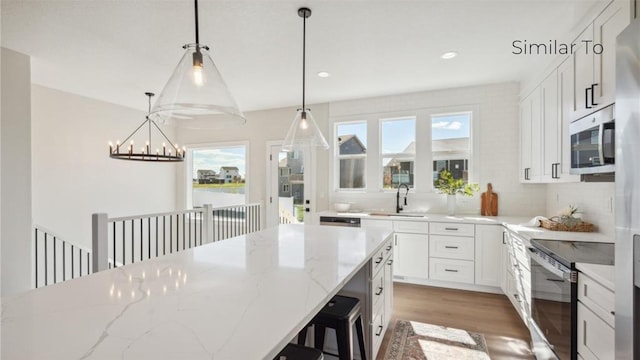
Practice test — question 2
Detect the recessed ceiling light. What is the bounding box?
[441,51,458,60]
[317,71,330,78]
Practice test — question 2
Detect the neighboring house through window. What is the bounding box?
[190,145,247,207]
[336,122,367,189]
[332,109,475,193]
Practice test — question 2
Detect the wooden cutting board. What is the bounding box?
[481,183,498,216]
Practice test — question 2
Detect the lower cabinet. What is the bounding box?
[394,232,429,278]
[475,225,503,287]
[504,229,531,325]
[370,237,394,359]
[577,271,615,360]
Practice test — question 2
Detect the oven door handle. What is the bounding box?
[527,247,570,280]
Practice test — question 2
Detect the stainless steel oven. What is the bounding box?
[569,104,615,175]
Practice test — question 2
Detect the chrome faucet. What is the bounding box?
[396,183,410,213]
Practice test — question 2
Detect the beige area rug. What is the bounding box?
[384,320,491,360]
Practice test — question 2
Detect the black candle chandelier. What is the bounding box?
[109,92,185,162]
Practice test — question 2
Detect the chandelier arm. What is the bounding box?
[119,117,151,148]
[151,120,180,150]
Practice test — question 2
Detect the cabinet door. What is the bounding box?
[557,58,581,182]
[593,0,631,107]
[541,70,560,182]
[520,90,541,182]
[394,233,428,279]
[572,24,595,121]
[475,225,503,287]
[384,254,393,325]
[500,230,509,294]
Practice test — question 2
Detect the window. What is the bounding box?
[432,113,471,185]
[336,122,367,189]
[381,117,415,189]
[191,145,246,207]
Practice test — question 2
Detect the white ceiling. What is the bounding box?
[1,0,607,113]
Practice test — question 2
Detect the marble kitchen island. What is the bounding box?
[1,224,393,360]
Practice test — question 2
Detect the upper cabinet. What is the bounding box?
[519,0,632,184]
[570,0,631,121]
[592,0,632,108]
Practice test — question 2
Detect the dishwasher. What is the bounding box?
[319,216,361,227]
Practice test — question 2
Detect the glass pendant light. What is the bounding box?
[282,8,329,152]
[149,0,246,129]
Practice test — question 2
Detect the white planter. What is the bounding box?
[447,195,456,216]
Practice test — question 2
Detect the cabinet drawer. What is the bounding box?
[372,247,386,274]
[578,301,614,360]
[371,265,385,310]
[430,222,474,236]
[393,220,428,233]
[429,235,474,260]
[429,258,475,284]
[382,239,394,260]
[371,305,385,356]
[578,273,615,327]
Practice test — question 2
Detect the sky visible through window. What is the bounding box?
[432,113,470,140]
[337,122,367,146]
[192,147,246,179]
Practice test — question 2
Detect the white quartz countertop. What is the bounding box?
[576,263,615,292]
[1,224,393,360]
[319,211,613,243]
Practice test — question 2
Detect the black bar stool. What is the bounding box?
[274,343,323,360]
[299,295,367,360]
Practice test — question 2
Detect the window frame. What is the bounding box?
[379,116,417,192]
[334,120,368,191]
[184,141,250,209]
[330,106,478,195]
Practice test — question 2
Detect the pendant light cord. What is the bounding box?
[194,0,200,45]
[302,11,306,111]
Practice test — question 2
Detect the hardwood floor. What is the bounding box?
[376,283,534,360]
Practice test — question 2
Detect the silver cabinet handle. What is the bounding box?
[445,227,458,231]
[386,245,392,251]
[387,259,393,266]
[444,246,459,249]
[444,269,458,273]
[375,256,383,264]
[375,287,383,296]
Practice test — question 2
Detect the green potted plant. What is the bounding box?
[435,170,480,215]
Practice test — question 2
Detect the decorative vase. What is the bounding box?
[447,194,456,216]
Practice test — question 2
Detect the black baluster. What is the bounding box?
[44,233,48,286]
[35,229,38,288]
[71,244,74,279]
[53,237,57,284]
[113,222,117,268]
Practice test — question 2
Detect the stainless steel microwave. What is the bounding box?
[569,104,615,175]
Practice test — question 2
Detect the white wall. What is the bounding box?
[31,85,177,251]
[329,82,547,216]
[175,105,331,220]
[546,182,615,238]
[1,48,32,295]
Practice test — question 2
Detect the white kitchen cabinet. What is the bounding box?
[541,70,560,182]
[504,229,531,326]
[520,88,542,182]
[474,225,503,287]
[394,232,428,279]
[570,0,631,121]
[369,237,394,360]
[592,0,631,110]
[361,218,393,230]
[557,58,581,182]
[577,270,615,360]
[577,302,615,360]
